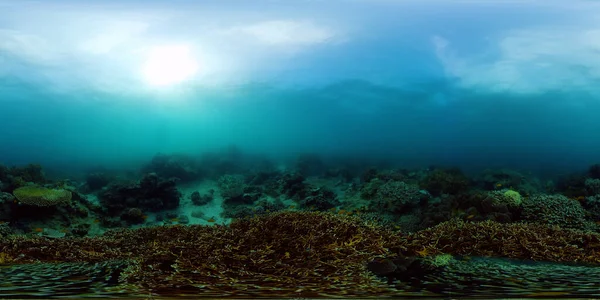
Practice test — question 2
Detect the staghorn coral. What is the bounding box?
[12,185,72,207]
[423,253,455,268]
[0,211,398,296]
[402,218,600,264]
[2,212,600,296]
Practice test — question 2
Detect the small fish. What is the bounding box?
[170,218,179,222]
[207,217,216,223]
[338,209,346,215]
[34,227,44,233]
[289,205,296,209]
[466,214,475,219]
[93,219,100,224]
[496,183,502,188]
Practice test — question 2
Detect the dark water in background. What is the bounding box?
[3,81,600,181]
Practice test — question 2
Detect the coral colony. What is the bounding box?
[2,152,600,297]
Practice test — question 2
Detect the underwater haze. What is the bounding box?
[8,1,600,298]
[1,0,600,177]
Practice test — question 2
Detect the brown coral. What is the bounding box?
[401,219,600,263]
[1,212,600,297]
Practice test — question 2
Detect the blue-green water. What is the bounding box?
[3,0,600,298]
[2,0,599,176]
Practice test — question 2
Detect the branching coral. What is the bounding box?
[521,194,586,229]
[402,218,600,264]
[2,212,600,296]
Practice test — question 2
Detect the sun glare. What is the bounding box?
[142,45,198,87]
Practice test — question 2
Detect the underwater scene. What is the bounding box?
[3,0,600,298]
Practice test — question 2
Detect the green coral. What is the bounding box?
[502,189,522,206]
[425,253,454,267]
[522,194,586,229]
[488,189,522,207]
[13,185,72,207]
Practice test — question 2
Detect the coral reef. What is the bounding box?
[217,174,246,201]
[488,189,522,207]
[299,186,340,210]
[521,194,587,229]
[589,164,600,180]
[12,185,72,207]
[365,179,428,213]
[555,173,588,198]
[84,172,112,191]
[0,163,46,192]
[475,168,542,195]
[97,173,181,224]
[2,212,600,297]
[585,178,600,195]
[190,190,214,206]
[420,167,469,196]
[141,153,202,182]
[6,156,600,296]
